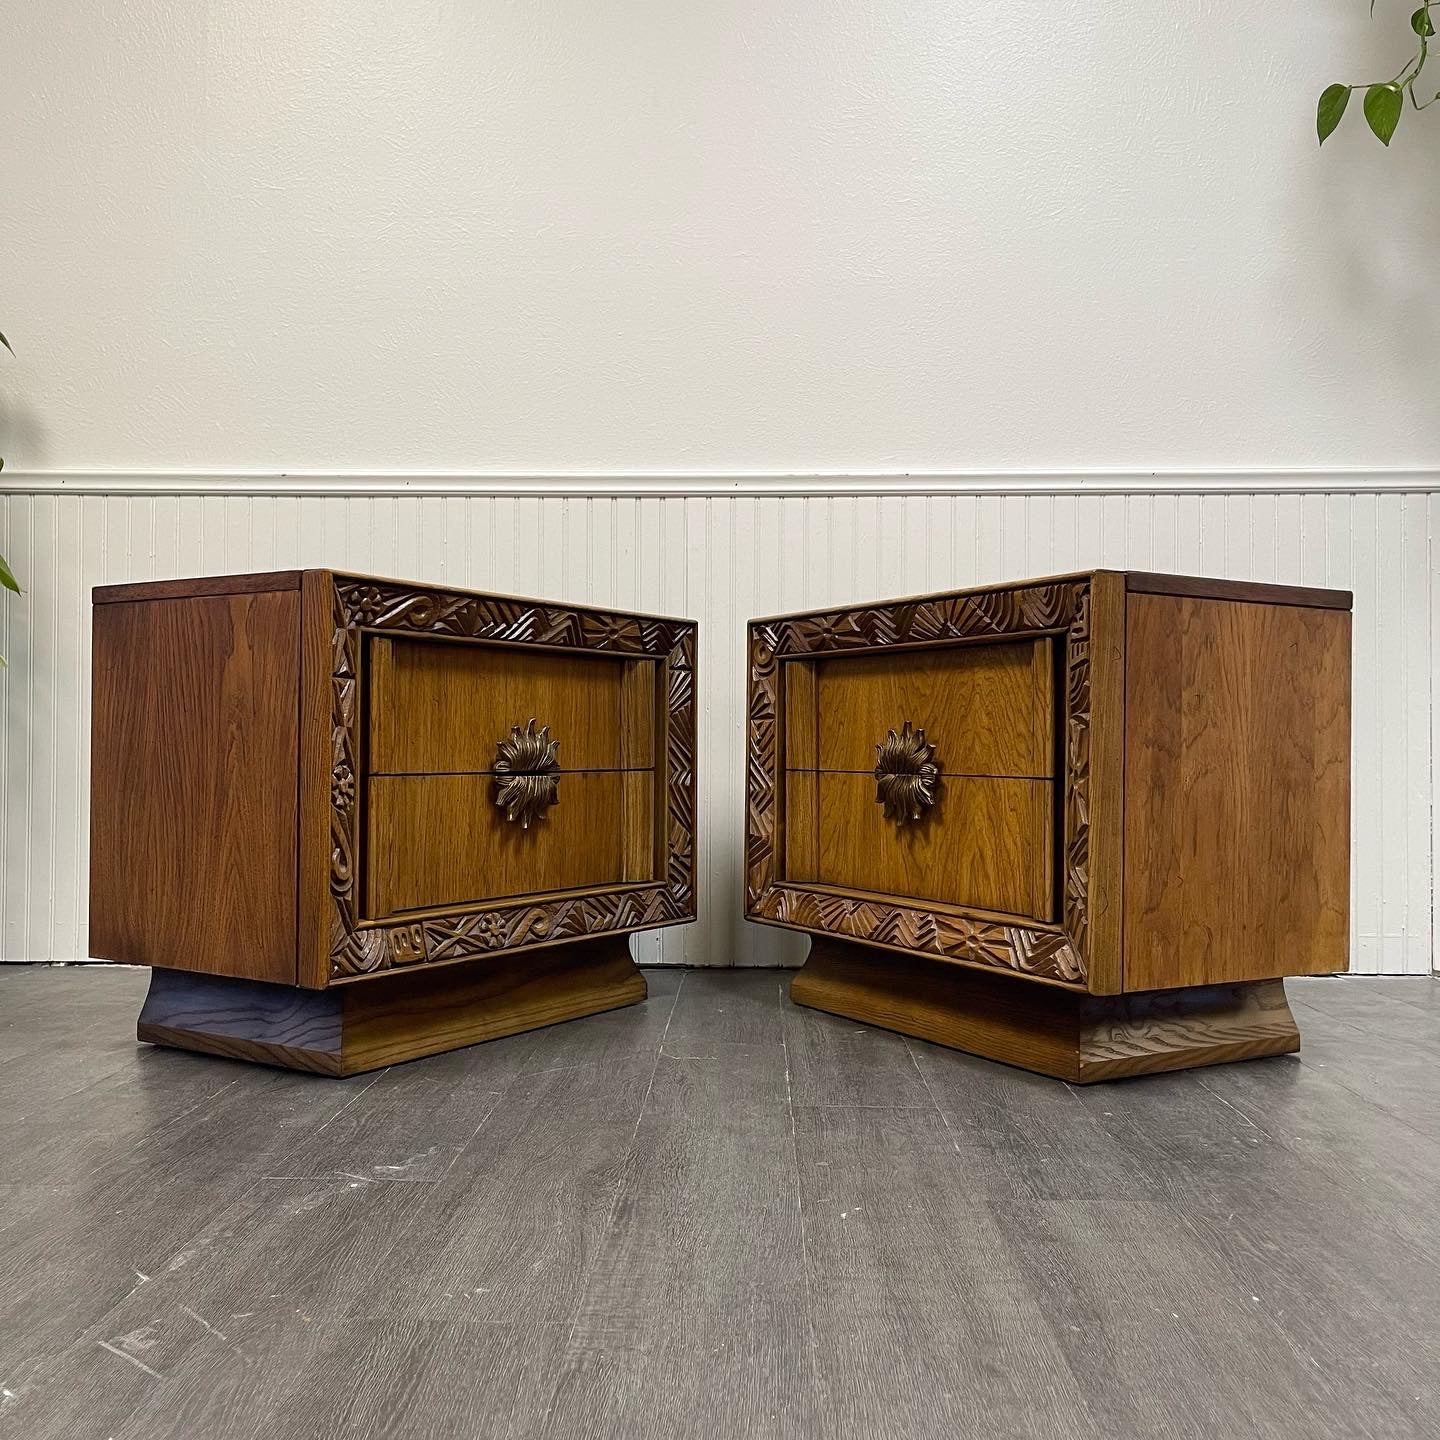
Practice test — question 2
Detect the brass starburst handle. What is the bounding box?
[873,721,939,824]
[493,718,560,829]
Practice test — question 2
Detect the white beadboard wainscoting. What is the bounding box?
[0,475,1434,973]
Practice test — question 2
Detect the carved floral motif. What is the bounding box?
[873,721,939,824]
[493,718,561,829]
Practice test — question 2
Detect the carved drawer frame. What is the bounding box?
[308,573,697,985]
[746,574,1123,991]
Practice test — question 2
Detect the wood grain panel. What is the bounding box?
[783,660,818,770]
[137,966,344,1074]
[93,571,303,604]
[89,591,299,982]
[342,935,645,1073]
[297,570,336,988]
[366,770,625,916]
[1125,572,1352,610]
[815,772,1054,921]
[812,638,1055,776]
[137,936,646,1076]
[620,769,658,882]
[619,659,657,770]
[791,938,1301,1083]
[367,635,630,774]
[784,769,819,882]
[1124,594,1351,990]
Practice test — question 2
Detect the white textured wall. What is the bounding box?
[1,2,1439,470]
[0,478,1433,973]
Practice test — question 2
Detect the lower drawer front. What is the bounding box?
[366,771,633,917]
[812,772,1054,921]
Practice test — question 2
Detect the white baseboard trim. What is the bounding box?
[3,468,1440,498]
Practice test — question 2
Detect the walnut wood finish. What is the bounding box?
[367,635,637,774]
[92,570,303,604]
[792,938,1301,1083]
[366,771,626,917]
[297,569,335,987]
[89,590,300,984]
[1124,593,1351,990]
[750,570,1351,1079]
[808,638,1055,776]
[1124,571,1352,610]
[137,935,647,1076]
[620,770,659,883]
[322,575,695,982]
[92,570,696,1071]
[619,659,658,770]
[784,771,821,882]
[1086,570,1128,994]
[748,576,1094,987]
[814,772,1053,920]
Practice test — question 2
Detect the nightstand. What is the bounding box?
[746,571,1350,1081]
[90,570,697,1074]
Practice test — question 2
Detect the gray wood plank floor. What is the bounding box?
[1,965,1438,1438]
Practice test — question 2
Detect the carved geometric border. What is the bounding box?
[745,579,1090,986]
[327,576,697,979]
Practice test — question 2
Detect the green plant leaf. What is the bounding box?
[0,330,11,355]
[1413,6,1435,35]
[1365,83,1404,144]
[1318,84,1352,143]
[0,553,21,595]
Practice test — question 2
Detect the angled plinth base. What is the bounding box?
[137,935,647,1076]
[789,938,1301,1083]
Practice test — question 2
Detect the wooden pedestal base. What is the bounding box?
[790,939,1301,1083]
[137,936,647,1076]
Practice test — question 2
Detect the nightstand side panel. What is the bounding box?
[1122,592,1351,990]
[89,588,301,983]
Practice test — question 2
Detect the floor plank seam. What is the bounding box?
[1166,1208,1390,1440]
[1192,1075,1267,1134]
[431,1086,509,1184]
[779,977,824,1417]
[0,1059,402,1404]
[1290,1049,1440,1140]
[787,1101,943,1111]
[899,1034,953,1127]
[1292,993,1440,1055]
[537,968,688,1431]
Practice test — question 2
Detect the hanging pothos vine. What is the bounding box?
[1319,4,1437,145]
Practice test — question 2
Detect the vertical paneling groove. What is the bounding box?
[0,488,1430,973]
[1352,493,1380,973]
[1431,493,1440,979]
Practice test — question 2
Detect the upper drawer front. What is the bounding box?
[805,638,1056,778]
[368,636,654,774]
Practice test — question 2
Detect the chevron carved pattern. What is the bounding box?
[745,578,1091,987]
[328,575,697,979]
